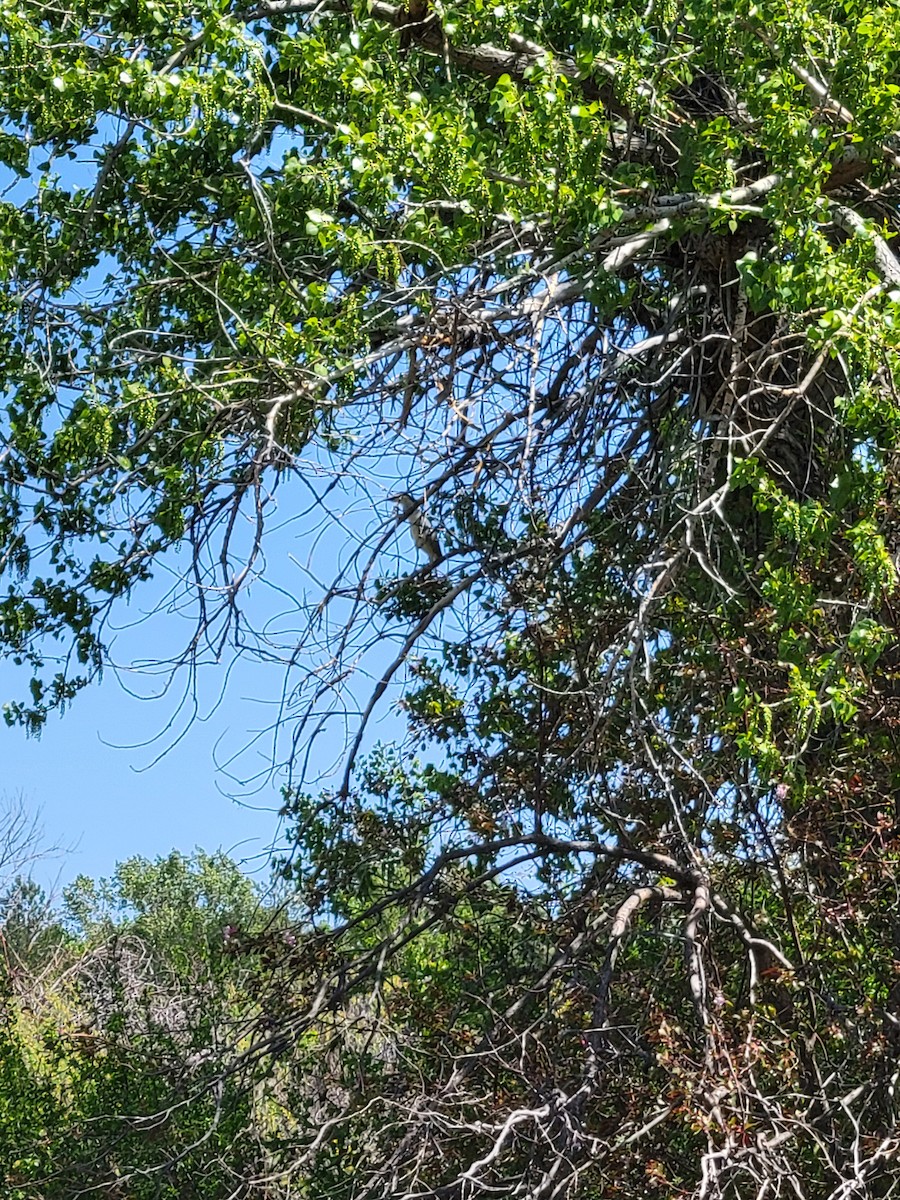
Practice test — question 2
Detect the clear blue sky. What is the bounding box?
[3,472,415,895]
[3,663,281,892]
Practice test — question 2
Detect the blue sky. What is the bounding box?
[3,471,417,895]
[3,663,281,892]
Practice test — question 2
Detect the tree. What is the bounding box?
[64,850,264,956]
[0,876,69,973]
[4,0,900,1194]
[0,851,283,1199]
[0,794,66,973]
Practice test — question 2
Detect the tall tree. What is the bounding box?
[4,0,900,1194]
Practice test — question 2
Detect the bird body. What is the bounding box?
[395,492,442,566]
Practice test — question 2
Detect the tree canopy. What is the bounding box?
[5,0,900,1194]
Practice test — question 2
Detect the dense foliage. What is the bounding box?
[0,851,284,1198]
[5,0,900,1193]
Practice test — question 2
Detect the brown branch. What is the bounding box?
[243,0,623,105]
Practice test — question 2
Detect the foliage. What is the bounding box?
[0,876,70,971]
[0,851,277,1198]
[63,849,264,964]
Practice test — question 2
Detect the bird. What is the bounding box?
[394,492,443,566]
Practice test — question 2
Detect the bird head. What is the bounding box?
[393,492,418,516]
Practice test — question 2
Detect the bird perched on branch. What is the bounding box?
[395,492,443,566]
